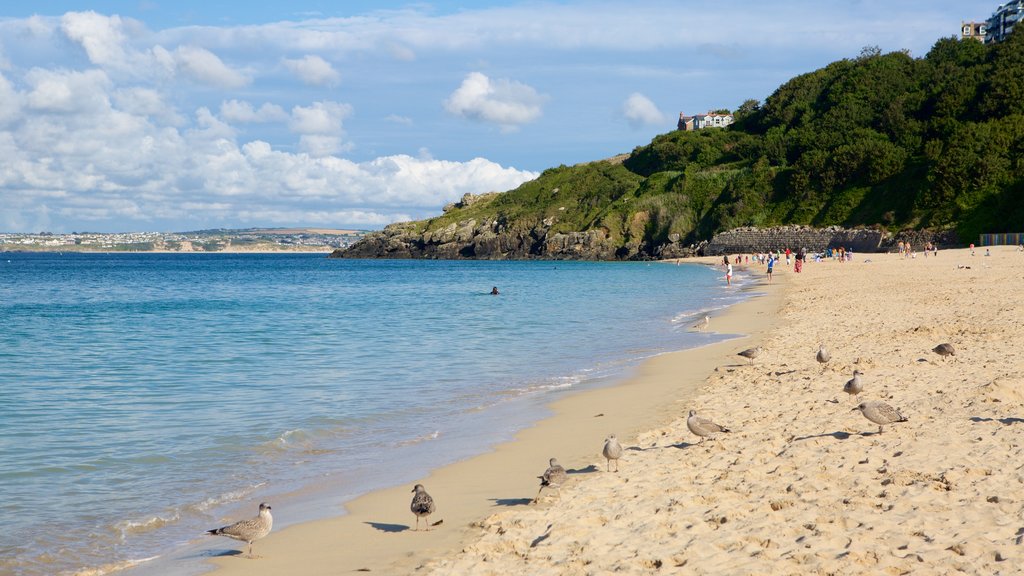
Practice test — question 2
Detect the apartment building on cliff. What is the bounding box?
[984,0,1022,43]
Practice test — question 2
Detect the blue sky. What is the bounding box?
[0,1,998,232]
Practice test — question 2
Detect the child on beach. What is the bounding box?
[766,255,774,283]
[726,262,733,286]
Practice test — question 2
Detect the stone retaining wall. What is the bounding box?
[703,226,885,256]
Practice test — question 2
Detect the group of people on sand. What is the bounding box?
[722,247,815,285]
[897,240,939,259]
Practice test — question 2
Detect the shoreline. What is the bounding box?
[202,257,783,575]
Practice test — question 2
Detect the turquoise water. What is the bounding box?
[0,253,749,575]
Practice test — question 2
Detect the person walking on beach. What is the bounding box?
[766,255,774,283]
[726,262,733,286]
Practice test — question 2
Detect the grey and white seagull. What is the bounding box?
[853,400,907,434]
[602,434,623,472]
[816,344,831,370]
[686,410,730,443]
[206,502,273,558]
[843,370,864,401]
[737,346,762,365]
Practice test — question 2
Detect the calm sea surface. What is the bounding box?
[0,253,751,575]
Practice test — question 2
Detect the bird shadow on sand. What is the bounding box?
[200,549,245,558]
[530,524,553,548]
[793,431,853,441]
[567,465,598,475]
[365,521,409,533]
[666,441,696,449]
[490,497,533,507]
[970,416,1024,425]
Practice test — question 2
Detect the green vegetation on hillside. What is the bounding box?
[422,32,1024,249]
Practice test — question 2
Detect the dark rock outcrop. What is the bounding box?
[332,217,640,260]
[702,226,886,256]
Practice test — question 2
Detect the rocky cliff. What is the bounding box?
[332,218,696,260]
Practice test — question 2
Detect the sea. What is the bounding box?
[0,253,754,576]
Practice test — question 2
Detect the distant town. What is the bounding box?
[0,228,368,253]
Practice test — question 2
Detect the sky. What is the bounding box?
[0,1,999,233]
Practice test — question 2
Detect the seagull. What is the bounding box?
[853,400,907,434]
[816,344,831,370]
[602,434,623,472]
[206,502,273,558]
[686,410,730,443]
[534,458,567,502]
[737,346,762,365]
[410,484,436,531]
[694,315,710,331]
[932,343,956,361]
[843,370,864,401]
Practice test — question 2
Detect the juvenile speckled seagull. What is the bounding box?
[410,484,436,531]
[602,434,623,472]
[206,502,273,558]
[737,346,762,365]
[843,370,864,402]
[534,457,567,503]
[853,400,908,434]
[687,410,730,443]
[932,343,956,361]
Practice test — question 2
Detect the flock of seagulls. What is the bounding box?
[206,328,962,559]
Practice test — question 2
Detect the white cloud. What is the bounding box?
[622,92,665,127]
[384,114,413,125]
[25,68,111,114]
[173,45,248,88]
[60,11,129,67]
[220,99,289,123]
[299,134,350,157]
[282,55,340,86]
[0,73,22,125]
[444,72,545,130]
[289,101,352,134]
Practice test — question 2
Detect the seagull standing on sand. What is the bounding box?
[816,344,831,370]
[694,315,710,331]
[853,401,907,434]
[602,434,623,472]
[843,370,864,401]
[534,458,567,502]
[686,410,731,443]
[737,346,762,365]
[206,502,273,558]
[410,484,436,531]
[932,343,956,361]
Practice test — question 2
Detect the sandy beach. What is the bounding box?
[209,246,1024,575]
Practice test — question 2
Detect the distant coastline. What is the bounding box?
[0,227,368,253]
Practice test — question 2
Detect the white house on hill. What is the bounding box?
[678,111,734,131]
